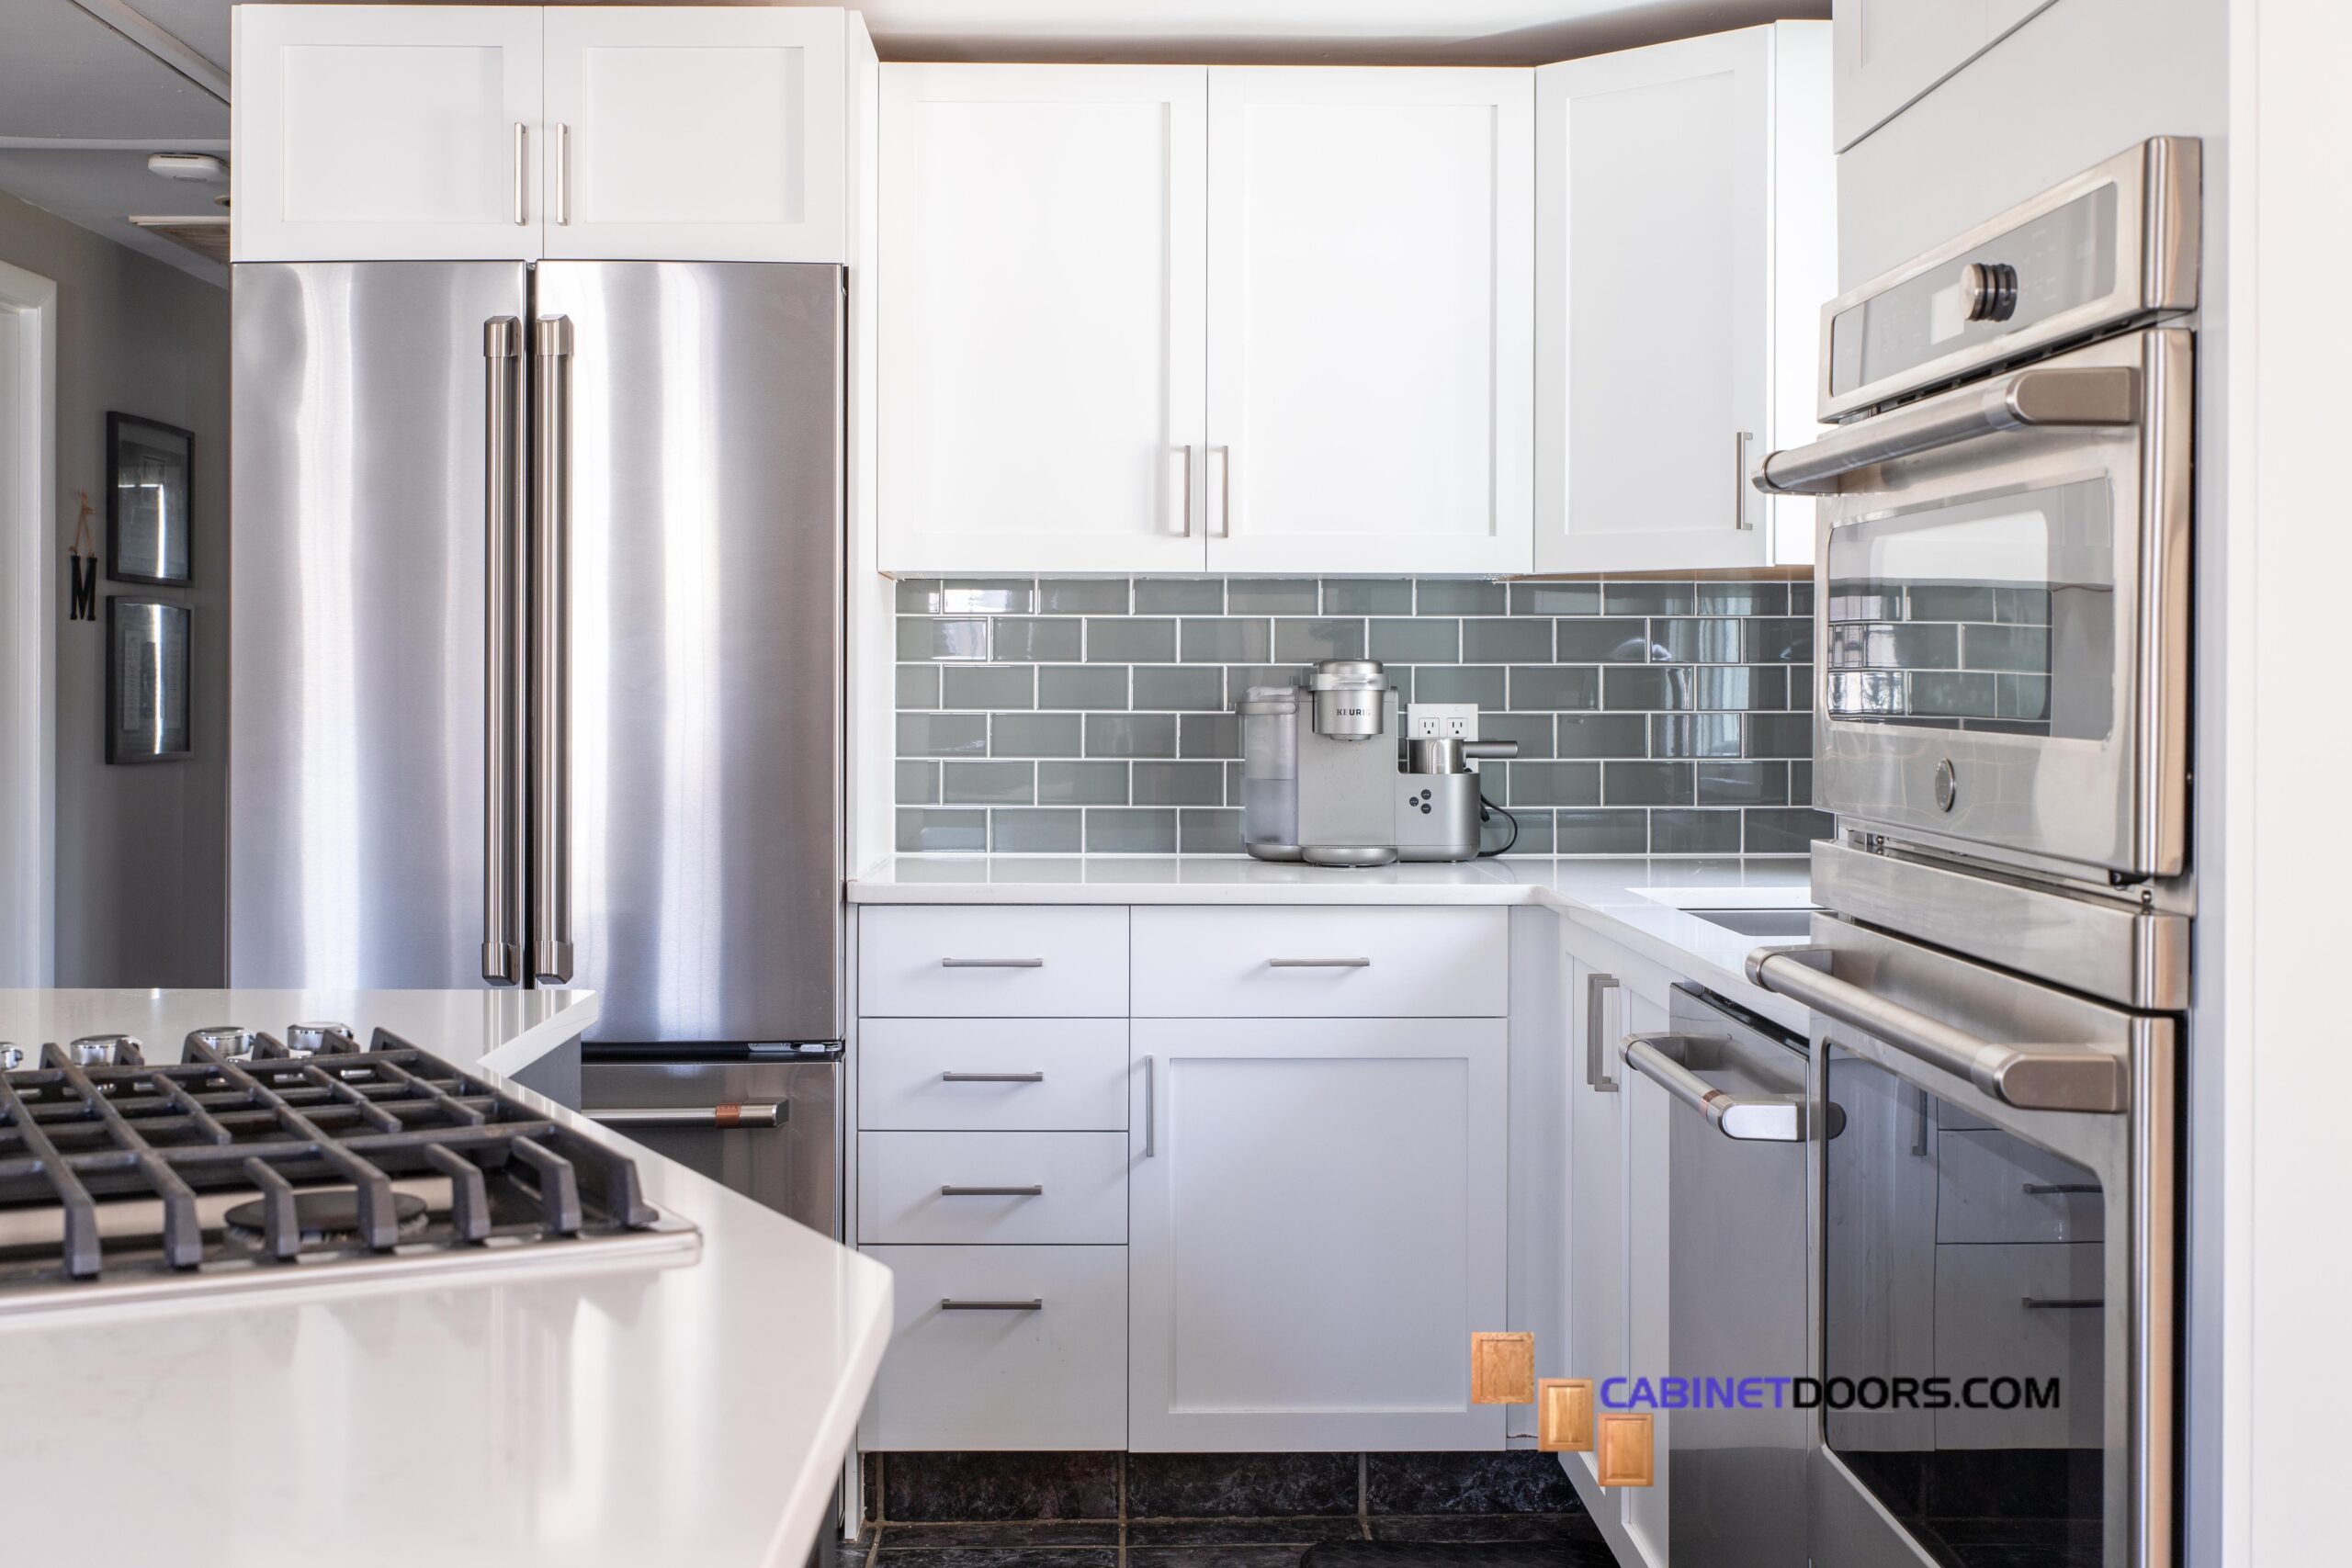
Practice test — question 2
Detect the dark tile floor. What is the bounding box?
[853,1453,1614,1568]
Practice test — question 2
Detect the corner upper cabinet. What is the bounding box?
[540,6,846,262]
[876,65,1210,575]
[1203,69,1533,576]
[1532,22,1833,574]
[232,5,545,261]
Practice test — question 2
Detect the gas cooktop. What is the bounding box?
[0,1023,696,1314]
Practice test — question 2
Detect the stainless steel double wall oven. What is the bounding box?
[1751,137,2199,1568]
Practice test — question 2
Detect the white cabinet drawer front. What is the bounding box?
[1936,1128,2107,1245]
[1131,907,1507,1017]
[861,1019,1128,1131]
[862,1131,1128,1244]
[861,907,1129,1016]
[862,1245,1127,1451]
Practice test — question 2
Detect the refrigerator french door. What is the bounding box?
[231,261,844,1045]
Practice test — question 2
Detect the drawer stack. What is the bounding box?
[855,907,1131,1451]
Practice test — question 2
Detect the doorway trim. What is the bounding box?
[0,258,56,986]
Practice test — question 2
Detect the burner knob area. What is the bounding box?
[1962,261,2018,322]
[1934,758,1960,813]
[0,1043,20,1071]
[68,1034,142,1067]
[286,1021,356,1056]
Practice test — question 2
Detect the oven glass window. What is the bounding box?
[1822,1043,2107,1567]
[1824,479,2115,740]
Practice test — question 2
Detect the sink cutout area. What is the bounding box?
[1680,907,1817,940]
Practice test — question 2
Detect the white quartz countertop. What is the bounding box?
[0,988,892,1568]
[849,855,1816,1032]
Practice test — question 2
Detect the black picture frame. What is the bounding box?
[106,412,194,586]
[106,598,191,764]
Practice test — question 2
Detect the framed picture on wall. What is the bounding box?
[107,412,193,586]
[106,598,191,764]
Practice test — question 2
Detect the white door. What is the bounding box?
[542,7,845,262]
[1204,68,1532,575]
[1129,1017,1508,1450]
[878,65,1208,574]
[1534,29,1770,574]
[1566,960,1627,1509]
[1619,987,1672,1568]
[232,5,543,262]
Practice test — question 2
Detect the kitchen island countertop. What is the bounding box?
[0,987,890,1568]
[849,854,1816,1032]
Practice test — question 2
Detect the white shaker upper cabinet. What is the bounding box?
[1204,68,1533,576]
[877,65,1209,575]
[1835,0,2063,152]
[232,5,544,262]
[1533,23,1832,574]
[541,7,846,262]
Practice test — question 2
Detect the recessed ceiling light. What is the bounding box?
[147,152,228,184]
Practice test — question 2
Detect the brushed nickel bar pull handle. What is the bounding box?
[1753,366,2140,495]
[1214,444,1232,537]
[512,122,526,224]
[530,314,574,984]
[1176,443,1193,537]
[940,1071,1045,1083]
[1585,972,1620,1094]
[941,957,1044,969]
[555,121,571,226]
[589,1103,784,1130]
[479,317,525,986]
[941,1299,1044,1312]
[1268,957,1371,968]
[1747,946,2128,1113]
[2024,1182,2102,1196]
[1143,1055,1156,1158]
[940,1185,1044,1197]
[1733,430,1754,528]
[2022,1297,2107,1310]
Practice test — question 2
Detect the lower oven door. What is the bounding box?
[1747,918,2177,1568]
[582,1052,841,1238]
[1794,325,2191,882]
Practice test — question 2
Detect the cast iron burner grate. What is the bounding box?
[0,1025,673,1300]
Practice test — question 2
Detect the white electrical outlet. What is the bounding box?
[1407,704,1480,741]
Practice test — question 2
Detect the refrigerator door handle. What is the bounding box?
[531,314,575,985]
[481,317,525,986]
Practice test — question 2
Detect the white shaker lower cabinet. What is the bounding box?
[1127,1016,1509,1450]
[1532,22,1832,573]
[1618,986,1673,1568]
[1564,958,1626,1493]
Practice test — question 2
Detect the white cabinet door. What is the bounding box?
[542,7,845,262]
[1129,1017,1508,1450]
[1834,1,2062,152]
[1565,960,1626,1506]
[1619,987,1672,1568]
[233,5,543,261]
[1534,23,1832,575]
[1204,68,1532,575]
[878,65,1209,574]
[1535,28,1774,575]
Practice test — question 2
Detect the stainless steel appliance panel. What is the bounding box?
[1624,986,1810,1568]
[231,262,531,988]
[582,1055,839,1237]
[533,263,844,1043]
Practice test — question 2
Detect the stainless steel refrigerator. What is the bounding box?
[230,262,843,1045]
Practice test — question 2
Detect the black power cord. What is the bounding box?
[1476,795,1518,857]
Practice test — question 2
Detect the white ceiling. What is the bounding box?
[0,0,1824,289]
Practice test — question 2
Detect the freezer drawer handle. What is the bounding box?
[1623,1033,1807,1143]
[1269,957,1371,968]
[588,1102,784,1130]
[940,1071,1045,1083]
[940,1185,1044,1197]
[1747,946,2129,1113]
[1752,365,2140,496]
[940,1299,1043,1312]
[941,957,1044,969]
[2022,1297,2108,1310]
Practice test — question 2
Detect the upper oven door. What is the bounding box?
[1805,327,2191,880]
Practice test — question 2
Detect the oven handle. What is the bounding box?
[587,1102,785,1129]
[1622,1032,1808,1142]
[1750,365,2140,496]
[1747,946,2128,1113]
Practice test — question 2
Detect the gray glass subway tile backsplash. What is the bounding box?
[891,577,1829,857]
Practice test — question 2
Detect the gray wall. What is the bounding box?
[0,190,228,986]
